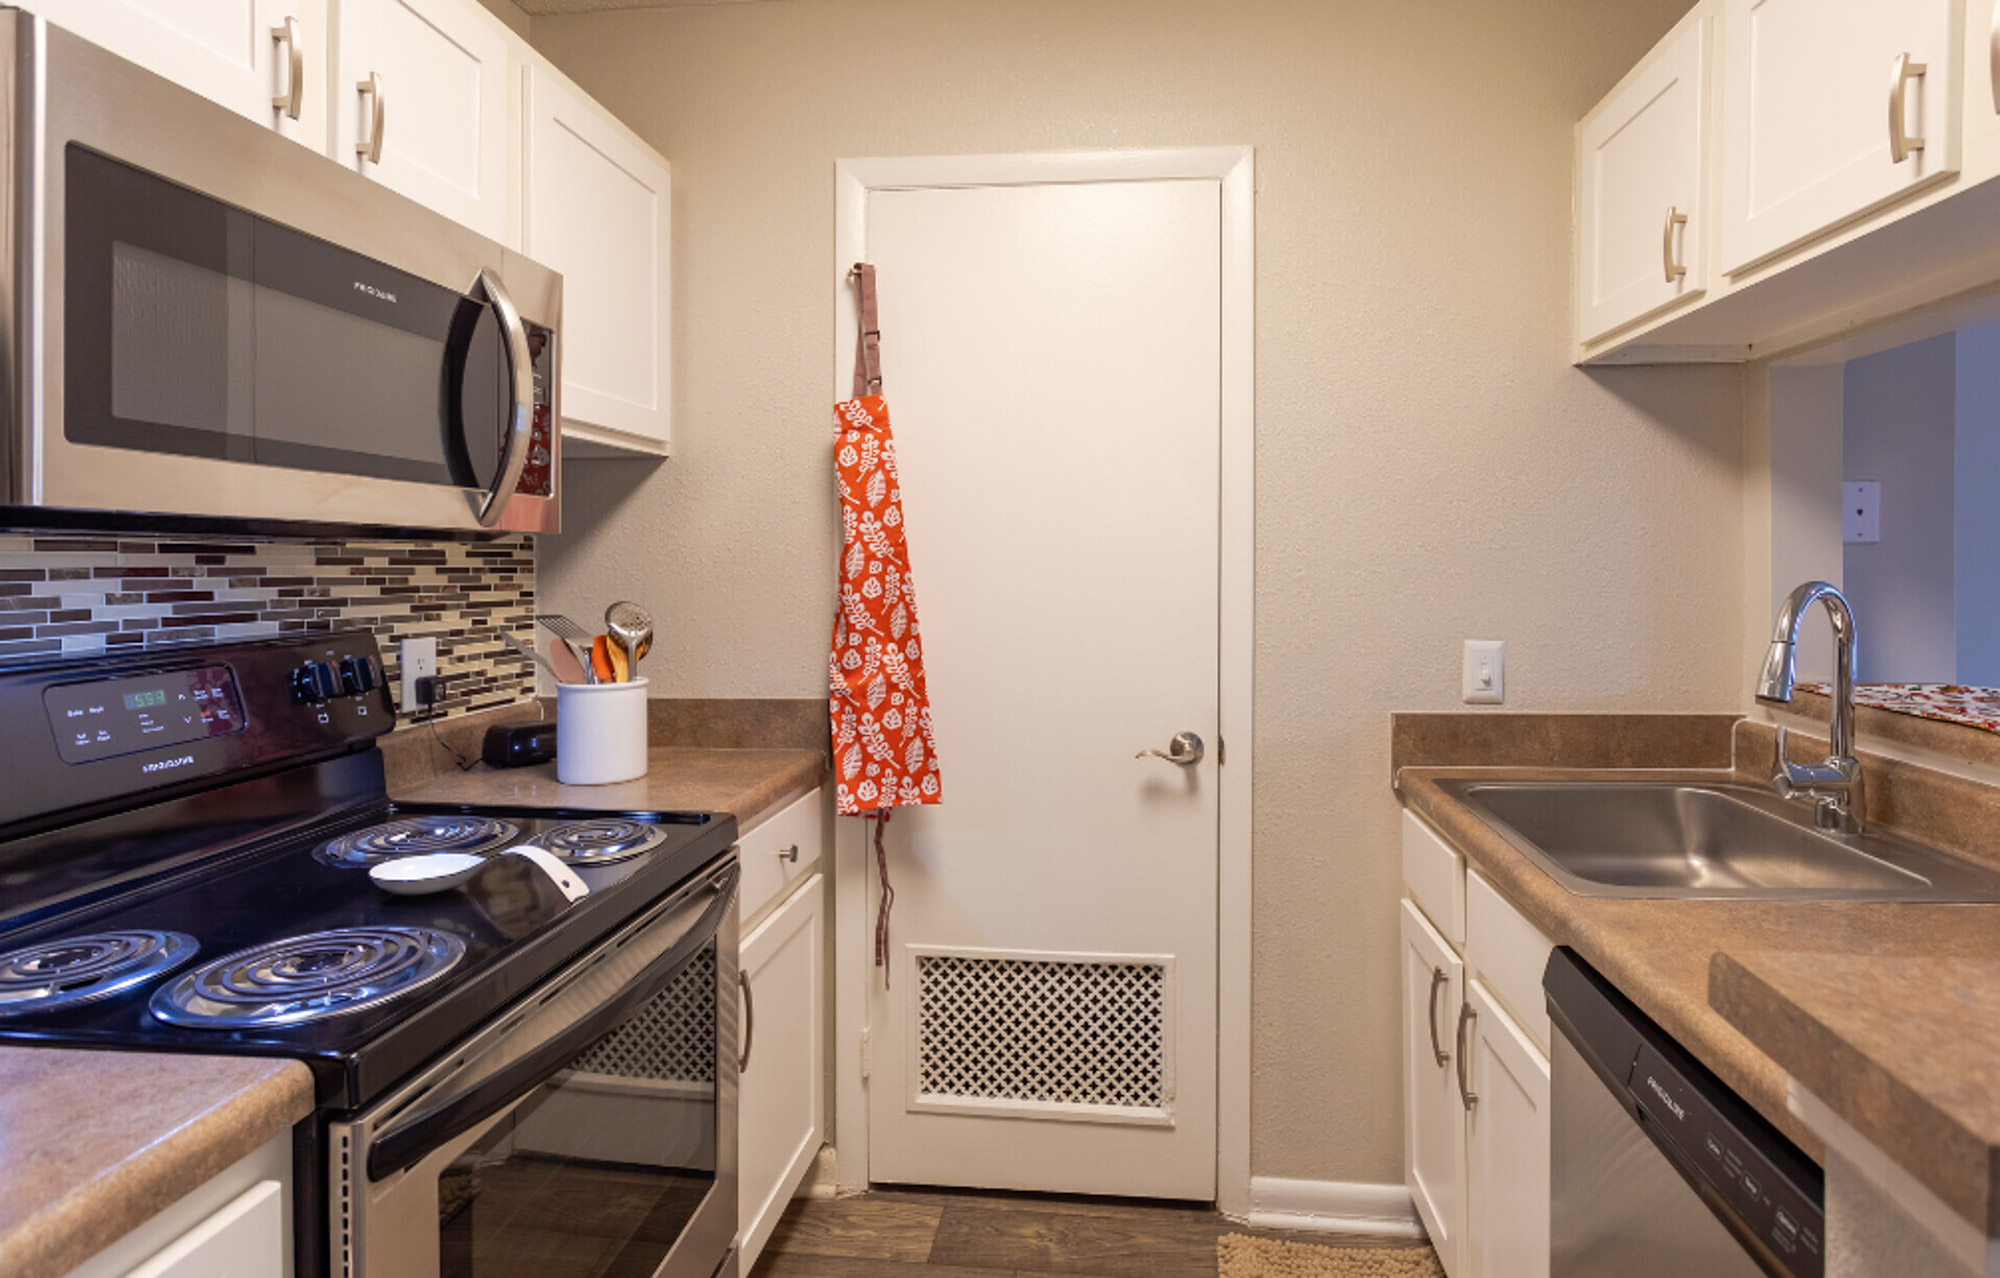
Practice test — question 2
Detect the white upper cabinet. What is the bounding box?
[30,0,326,148]
[1576,12,1711,343]
[1968,0,2000,151]
[525,62,673,451]
[331,0,510,241]
[1719,0,1962,275]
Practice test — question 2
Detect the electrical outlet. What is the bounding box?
[1463,639,1505,705]
[1843,481,1881,544]
[400,637,438,714]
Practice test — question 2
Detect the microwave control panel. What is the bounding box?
[516,320,555,499]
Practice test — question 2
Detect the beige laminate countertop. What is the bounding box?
[394,746,824,827]
[1399,763,2000,1237]
[0,1049,312,1278]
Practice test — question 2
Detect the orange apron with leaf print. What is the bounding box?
[828,269,942,818]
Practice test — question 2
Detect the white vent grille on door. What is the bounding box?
[913,952,1169,1116]
[573,944,715,1083]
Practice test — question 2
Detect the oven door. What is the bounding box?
[332,859,740,1278]
[16,19,562,535]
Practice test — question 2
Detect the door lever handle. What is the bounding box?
[1136,731,1204,766]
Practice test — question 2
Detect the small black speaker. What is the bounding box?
[482,720,557,767]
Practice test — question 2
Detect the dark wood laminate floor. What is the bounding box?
[749,1186,1436,1278]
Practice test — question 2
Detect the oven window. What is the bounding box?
[66,145,510,490]
[438,945,719,1278]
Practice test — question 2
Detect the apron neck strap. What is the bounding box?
[851,263,882,400]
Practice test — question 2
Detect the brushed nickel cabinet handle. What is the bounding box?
[1662,206,1689,284]
[1890,52,1927,163]
[1455,1001,1478,1111]
[1427,966,1449,1067]
[777,843,800,863]
[272,17,303,120]
[737,969,755,1073]
[357,71,386,164]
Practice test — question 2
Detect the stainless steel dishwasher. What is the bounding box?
[1545,948,1824,1278]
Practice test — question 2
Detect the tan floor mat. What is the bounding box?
[1217,1233,1447,1278]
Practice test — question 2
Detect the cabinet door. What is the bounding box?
[332,0,510,240]
[1463,980,1550,1278]
[30,0,325,148]
[526,63,673,449]
[121,1180,284,1278]
[1577,14,1709,342]
[1720,0,1961,274]
[1401,900,1466,1278]
[738,874,825,1275]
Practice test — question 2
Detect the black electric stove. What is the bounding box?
[0,634,740,1214]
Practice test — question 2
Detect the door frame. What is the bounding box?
[826,147,1255,1216]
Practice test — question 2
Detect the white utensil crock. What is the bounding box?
[556,677,649,784]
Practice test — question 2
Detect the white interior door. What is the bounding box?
[854,176,1222,1199]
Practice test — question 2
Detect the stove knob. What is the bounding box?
[339,655,378,696]
[296,661,341,704]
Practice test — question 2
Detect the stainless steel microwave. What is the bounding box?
[0,13,562,536]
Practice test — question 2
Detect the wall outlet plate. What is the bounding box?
[400,637,438,714]
[1462,639,1505,704]
[1843,481,1881,543]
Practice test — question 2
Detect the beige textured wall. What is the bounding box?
[531,0,1746,1185]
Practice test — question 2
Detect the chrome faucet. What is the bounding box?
[1755,581,1864,832]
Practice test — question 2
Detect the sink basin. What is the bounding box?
[1439,780,2000,901]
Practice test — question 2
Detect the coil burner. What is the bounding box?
[150,926,465,1028]
[0,930,198,1017]
[316,816,519,868]
[537,818,669,866]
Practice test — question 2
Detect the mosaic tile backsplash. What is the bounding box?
[0,534,537,723]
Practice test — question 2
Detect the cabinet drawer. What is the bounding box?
[1465,869,1554,1053]
[121,1180,284,1278]
[1403,808,1466,947]
[738,787,824,927]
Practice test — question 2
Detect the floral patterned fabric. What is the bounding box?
[1799,682,2000,734]
[828,394,943,816]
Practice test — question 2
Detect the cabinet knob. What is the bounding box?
[777,843,800,864]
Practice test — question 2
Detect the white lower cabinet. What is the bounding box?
[1402,814,1554,1278]
[1462,980,1551,1278]
[1402,900,1466,1276]
[737,871,825,1274]
[118,1181,285,1278]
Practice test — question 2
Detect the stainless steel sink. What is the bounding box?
[1439,780,2000,901]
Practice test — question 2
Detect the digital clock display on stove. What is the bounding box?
[44,666,246,765]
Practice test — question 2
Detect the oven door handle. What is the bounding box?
[366,862,738,1182]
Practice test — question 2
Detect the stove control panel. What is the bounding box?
[44,666,246,764]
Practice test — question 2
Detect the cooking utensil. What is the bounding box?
[590,634,618,683]
[605,601,654,678]
[545,637,588,685]
[500,631,555,680]
[535,614,597,685]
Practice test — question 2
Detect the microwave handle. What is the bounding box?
[472,267,536,528]
[366,861,739,1181]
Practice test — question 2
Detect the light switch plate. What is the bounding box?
[400,637,438,714]
[1843,482,1881,544]
[1463,640,1505,705]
